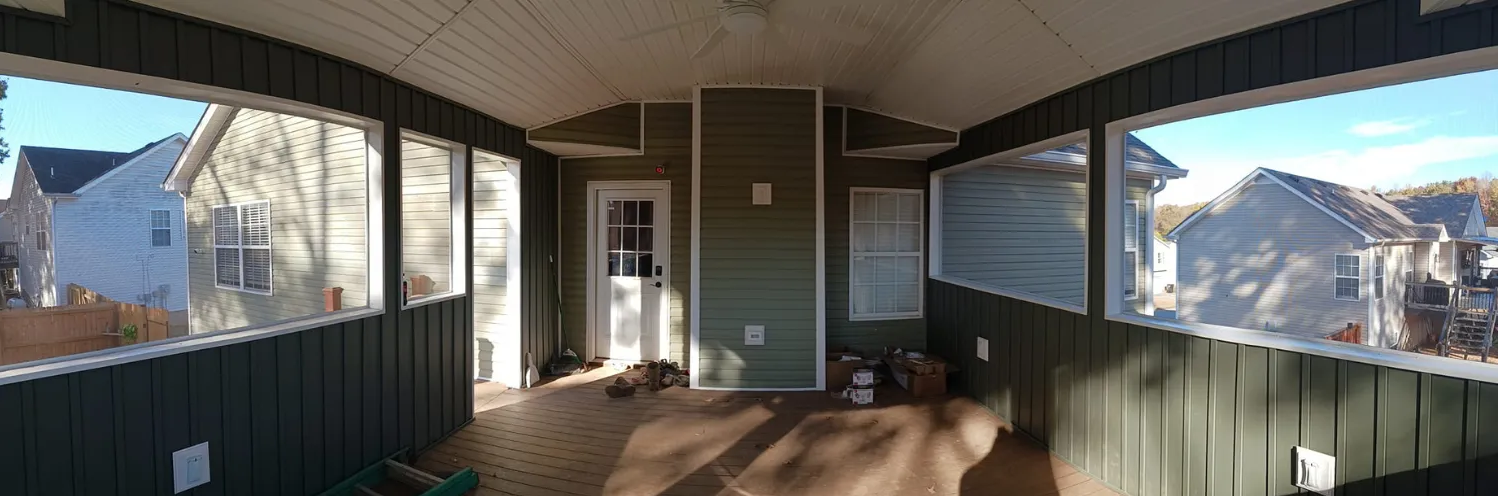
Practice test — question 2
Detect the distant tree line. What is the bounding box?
[1154,201,1207,238]
[1376,173,1498,227]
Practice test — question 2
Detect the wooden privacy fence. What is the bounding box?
[67,283,113,305]
[0,302,170,366]
[1327,323,1363,344]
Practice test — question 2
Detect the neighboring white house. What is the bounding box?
[7,135,189,309]
[1169,168,1487,347]
[1153,236,1176,293]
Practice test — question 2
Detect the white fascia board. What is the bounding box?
[165,104,239,192]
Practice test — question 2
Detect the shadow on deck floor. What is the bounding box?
[418,369,1115,496]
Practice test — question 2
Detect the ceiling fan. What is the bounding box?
[618,0,881,59]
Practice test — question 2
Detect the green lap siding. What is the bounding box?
[559,103,693,364]
[824,106,927,353]
[697,88,819,389]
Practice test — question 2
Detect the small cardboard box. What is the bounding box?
[852,368,875,386]
[826,350,862,390]
[849,386,874,405]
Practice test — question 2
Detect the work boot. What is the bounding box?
[605,384,636,398]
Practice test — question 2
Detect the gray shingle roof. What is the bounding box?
[1386,194,1477,238]
[1261,168,1466,241]
[19,136,173,194]
[1053,133,1180,169]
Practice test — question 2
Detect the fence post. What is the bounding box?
[324,287,344,312]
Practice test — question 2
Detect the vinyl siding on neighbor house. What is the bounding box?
[1177,176,1368,338]
[698,88,819,389]
[1369,243,1411,347]
[10,154,55,307]
[940,165,1150,310]
[52,138,189,311]
[824,106,926,353]
[560,103,692,364]
[185,109,368,333]
[400,139,454,296]
[472,152,515,381]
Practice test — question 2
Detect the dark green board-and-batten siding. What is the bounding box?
[926,0,1498,495]
[560,103,693,364]
[529,103,642,150]
[698,88,819,389]
[824,107,928,353]
[0,1,561,495]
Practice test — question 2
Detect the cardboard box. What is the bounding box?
[884,356,948,398]
[849,386,874,405]
[852,368,875,386]
[826,350,862,390]
[890,354,947,375]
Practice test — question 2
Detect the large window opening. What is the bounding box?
[0,73,384,372]
[1112,66,1498,373]
[399,131,467,307]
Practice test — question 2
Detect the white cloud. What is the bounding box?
[1157,135,1498,205]
[1347,117,1431,137]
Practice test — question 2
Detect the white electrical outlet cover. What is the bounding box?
[745,325,765,345]
[172,442,211,493]
[752,183,772,205]
[976,337,989,361]
[1293,446,1336,496]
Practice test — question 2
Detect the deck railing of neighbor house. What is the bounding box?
[1404,281,1497,361]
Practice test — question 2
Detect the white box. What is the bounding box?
[744,325,765,345]
[752,183,772,205]
[849,387,874,405]
[172,442,211,493]
[852,368,875,386]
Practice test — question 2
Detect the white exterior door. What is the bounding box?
[592,186,669,362]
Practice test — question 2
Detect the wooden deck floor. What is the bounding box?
[416,369,1116,496]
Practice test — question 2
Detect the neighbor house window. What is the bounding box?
[850,189,923,320]
[1123,201,1140,300]
[213,201,272,294]
[399,131,466,306]
[150,210,172,246]
[1374,254,1386,299]
[1335,254,1360,301]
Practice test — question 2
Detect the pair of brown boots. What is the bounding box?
[606,376,637,398]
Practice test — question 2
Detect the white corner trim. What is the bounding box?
[815,88,826,392]
[74,133,187,195]
[689,87,703,390]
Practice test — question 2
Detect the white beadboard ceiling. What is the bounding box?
[137,0,1348,130]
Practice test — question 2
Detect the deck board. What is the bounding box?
[419,370,1119,496]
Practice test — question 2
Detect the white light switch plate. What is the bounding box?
[745,325,765,345]
[976,337,989,361]
[752,183,772,205]
[173,442,211,493]
[1293,446,1335,495]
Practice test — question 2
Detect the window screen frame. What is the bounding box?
[150,209,173,247]
[212,200,273,296]
[397,129,469,309]
[848,187,925,321]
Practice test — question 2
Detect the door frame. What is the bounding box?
[585,180,672,363]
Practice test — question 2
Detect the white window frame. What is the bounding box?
[1374,253,1386,300]
[1100,46,1498,384]
[927,129,1091,315]
[0,52,392,387]
[398,129,468,309]
[212,200,273,295]
[1334,253,1362,302]
[150,209,172,247]
[848,187,925,321]
[1123,200,1140,301]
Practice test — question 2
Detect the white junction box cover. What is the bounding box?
[976,337,989,361]
[745,325,765,345]
[752,183,772,205]
[1293,446,1336,495]
[173,442,211,493]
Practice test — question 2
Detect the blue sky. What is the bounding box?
[0,76,205,198]
[1136,68,1498,205]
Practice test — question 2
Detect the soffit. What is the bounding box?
[135,0,1347,130]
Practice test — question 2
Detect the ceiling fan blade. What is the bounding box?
[618,13,719,41]
[692,24,729,59]
[770,10,873,45]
